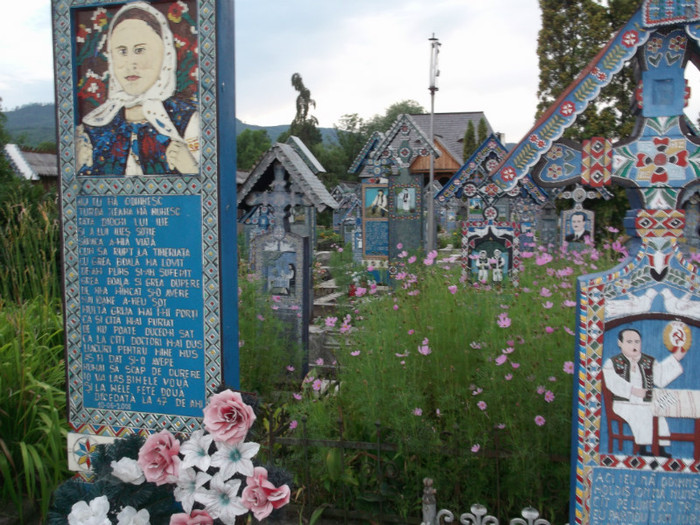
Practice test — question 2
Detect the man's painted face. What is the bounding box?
[618,330,642,362]
[572,214,585,233]
[110,18,164,96]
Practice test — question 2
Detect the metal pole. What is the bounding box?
[427,34,440,252]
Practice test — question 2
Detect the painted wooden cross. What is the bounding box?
[488,3,700,524]
[244,163,306,242]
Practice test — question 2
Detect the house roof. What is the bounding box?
[409,112,493,165]
[4,144,58,181]
[237,137,338,211]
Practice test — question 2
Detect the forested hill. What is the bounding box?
[3,103,337,147]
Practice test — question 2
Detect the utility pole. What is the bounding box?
[427,34,441,252]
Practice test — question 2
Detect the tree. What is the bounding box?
[364,100,426,135]
[279,73,322,147]
[236,129,271,171]
[536,0,639,141]
[477,117,489,144]
[462,120,477,161]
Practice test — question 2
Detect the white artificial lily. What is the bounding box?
[179,429,214,471]
[174,466,212,514]
[210,441,260,479]
[195,472,247,524]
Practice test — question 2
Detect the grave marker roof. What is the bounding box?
[237,137,338,211]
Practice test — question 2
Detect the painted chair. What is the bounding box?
[601,374,639,455]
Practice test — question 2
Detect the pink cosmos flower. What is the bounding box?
[137,430,181,485]
[539,287,552,297]
[286,365,295,372]
[350,350,360,357]
[367,265,374,271]
[257,314,265,322]
[511,362,520,369]
[396,243,403,249]
[203,391,256,446]
[369,283,378,294]
[428,250,438,259]
[536,385,546,395]
[502,346,514,354]
[544,391,555,403]
[545,326,555,334]
[504,373,513,381]
[448,285,458,294]
[534,415,546,427]
[271,295,281,303]
[418,338,431,355]
[542,301,553,309]
[563,361,575,374]
[413,408,423,416]
[292,393,302,401]
[477,401,487,411]
[564,326,575,336]
[408,255,417,264]
[241,467,291,520]
[522,251,534,258]
[289,420,298,430]
[536,253,553,265]
[315,358,324,366]
[471,444,481,453]
[472,387,483,396]
[393,304,399,311]
[607,226,619,233]
[563,300,576,307]
[355,287,367,297]
[497,312,511,328]
[495,354,507,366]
[470,341,482,349]
[423,257,434,266]
[170,510,214,525]
[312,379,322,391]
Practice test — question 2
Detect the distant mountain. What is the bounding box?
[3,103,337,147]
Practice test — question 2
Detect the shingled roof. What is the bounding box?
[409,112,493,164]
[237,137,338,212]
[4,144,58,182]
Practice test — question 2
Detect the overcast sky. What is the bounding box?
[2,1,699,145]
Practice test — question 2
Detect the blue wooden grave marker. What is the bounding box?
[54,0,238,472]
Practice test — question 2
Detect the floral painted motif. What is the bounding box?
[635,137,688,184]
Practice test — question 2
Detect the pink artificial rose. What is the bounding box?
[170,510,214,525]
[241,466,291,520]
[203,390,256,445]
[137,430,181,486]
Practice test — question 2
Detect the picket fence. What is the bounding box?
[265,415,570,524]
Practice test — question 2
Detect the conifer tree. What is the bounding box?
[536,0,639,141]
[462,120,477,161]
[477,117,488,144]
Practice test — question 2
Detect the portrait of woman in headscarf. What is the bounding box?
[75,1,200,176]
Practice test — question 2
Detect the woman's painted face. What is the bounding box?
[110,18,164,96]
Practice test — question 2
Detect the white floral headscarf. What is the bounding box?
[82,1,183,142]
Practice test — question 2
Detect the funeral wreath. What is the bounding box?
[48,390,291,524]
